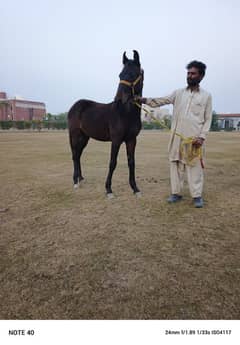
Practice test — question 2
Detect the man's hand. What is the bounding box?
[134,96,146,104]
[192,137,205,148]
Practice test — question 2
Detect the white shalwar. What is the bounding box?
[145,87,212,197]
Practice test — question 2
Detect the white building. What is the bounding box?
[217,114,240,130]
[141,104,171,122]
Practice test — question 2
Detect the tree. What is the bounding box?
[56,112,67,121]
[210,111,219,131]
[43,113,54,121]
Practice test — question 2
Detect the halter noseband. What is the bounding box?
[119,74,142,96]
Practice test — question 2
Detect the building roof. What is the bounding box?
[217,114,240,118]
[11,99,45,106]
[0,91,45,106]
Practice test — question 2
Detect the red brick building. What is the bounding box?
[0,91,46,121]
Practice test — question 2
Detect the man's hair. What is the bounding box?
[186,60,207,77]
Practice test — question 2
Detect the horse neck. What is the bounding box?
[114,84,123,102]
[124,102,142,121]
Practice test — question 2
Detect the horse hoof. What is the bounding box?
[135,191,142,198]
[107,193,115,199]
[73,184,79,189]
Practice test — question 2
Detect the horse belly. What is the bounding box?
[81,119,111,141]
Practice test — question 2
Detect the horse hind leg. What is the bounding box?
[70,130,89,188]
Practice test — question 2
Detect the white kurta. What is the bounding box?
[145,87,212,162]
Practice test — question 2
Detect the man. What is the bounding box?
[139,60,212,208]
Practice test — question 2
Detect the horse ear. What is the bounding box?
[123,51,128,65]
[133,50,140,66]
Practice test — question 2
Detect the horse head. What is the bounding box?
[115,50,144,105]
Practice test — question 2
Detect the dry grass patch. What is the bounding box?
[0,131,239,319]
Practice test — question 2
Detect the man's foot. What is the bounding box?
[167,194,183,203]
[193,197,204,208]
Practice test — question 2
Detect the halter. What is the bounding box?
[119,74,142,96]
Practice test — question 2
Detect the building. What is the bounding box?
[0,91,46,121]
[217,113,240,130]
[141,104,170,122]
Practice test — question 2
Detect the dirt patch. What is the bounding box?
[0,131,239,319]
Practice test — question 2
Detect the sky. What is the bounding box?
[1,0,240,114]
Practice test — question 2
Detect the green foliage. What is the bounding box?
[0,121,13,129]
[24,121,32,129]
[162,116,171,129]
[42,120,51,129]
[0,120,68,130]
[52,121,67,129]
[42,111,68,129]
[211,111,220,131]
[142,116,171,130]
[15,121,25,130]
[142,121,155,129]
[56,112,68,121]
[43,113,54,121]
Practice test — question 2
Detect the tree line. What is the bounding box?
[0,111,227,131]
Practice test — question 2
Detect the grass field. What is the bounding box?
[0,130,239,319]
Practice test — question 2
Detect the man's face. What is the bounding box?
[187,67,203,87]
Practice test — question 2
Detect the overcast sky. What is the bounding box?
[1,0,239,114]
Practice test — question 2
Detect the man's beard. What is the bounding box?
[187,78,200,87]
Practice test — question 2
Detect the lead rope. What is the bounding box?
[134,100,204,168]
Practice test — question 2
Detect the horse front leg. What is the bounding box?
[126,138,141,195]
[105,142,121,197]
